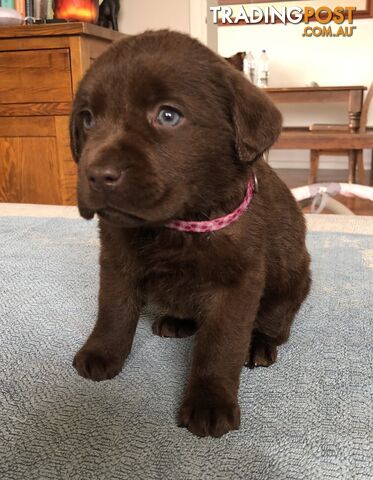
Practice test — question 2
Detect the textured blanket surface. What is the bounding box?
[0,216,372,480]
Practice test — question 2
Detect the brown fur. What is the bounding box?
[70,30,311,438]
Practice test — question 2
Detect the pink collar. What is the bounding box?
[165,176,256,233]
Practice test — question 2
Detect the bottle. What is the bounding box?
[257,50,269,88]
[243,51,256,84]
[25,0,34,18]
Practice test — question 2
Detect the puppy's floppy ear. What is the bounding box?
[69,109,85,163]
[225,51,245,72]
[227,68,282,162]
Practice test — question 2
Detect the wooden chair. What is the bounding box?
[308,82,373,185]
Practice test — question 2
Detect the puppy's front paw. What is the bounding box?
[178,386,240,438]
[73,348,124,381]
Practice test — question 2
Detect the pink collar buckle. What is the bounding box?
[165,175,257,233]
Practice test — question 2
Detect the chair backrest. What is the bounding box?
[359,82,373,133]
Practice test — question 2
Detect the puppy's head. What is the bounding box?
[70,30,282,227]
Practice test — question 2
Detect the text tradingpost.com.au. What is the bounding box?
[210,5,357,37]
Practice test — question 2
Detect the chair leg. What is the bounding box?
[348,150,357,183]
[355,150,365,185]
[370,150,373,186]
[309,150,319,184]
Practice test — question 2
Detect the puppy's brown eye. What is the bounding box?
[80,110,95,129]
[156,106,183,127]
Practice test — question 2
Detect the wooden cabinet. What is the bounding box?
[0,23,125,205]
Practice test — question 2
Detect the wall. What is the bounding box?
[218,17,373,168]
[118,0,190,35]
[118,0,218,49]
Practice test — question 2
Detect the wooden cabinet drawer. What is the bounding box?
[0,136,62,204]
[0,48,72,103]
[0,116,55,136]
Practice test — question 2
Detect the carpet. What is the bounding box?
[0,215,372,480]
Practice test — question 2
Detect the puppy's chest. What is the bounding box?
[134,255,200,320]
[132,234,246,314]
[139,253,202,310]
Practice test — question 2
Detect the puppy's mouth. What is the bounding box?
[78,201,145,226]
[96,206,145,227]
[77,183,178,227]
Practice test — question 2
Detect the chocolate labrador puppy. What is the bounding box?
[70,30,311,438]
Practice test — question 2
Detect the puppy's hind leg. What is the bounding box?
[152,315,197,338]
[246,276,311,369]
[246,330,279,369]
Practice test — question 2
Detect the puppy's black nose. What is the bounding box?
[87,166,123,192]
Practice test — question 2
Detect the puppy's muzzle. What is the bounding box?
[87,165,124,193]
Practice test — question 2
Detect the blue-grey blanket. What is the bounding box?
[0,217,372,480]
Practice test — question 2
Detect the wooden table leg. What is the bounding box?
[355,150,365,185]
[309,150,319,184]
[348,89,364,132]
[348,89,364,183]
[348,150,357,183]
